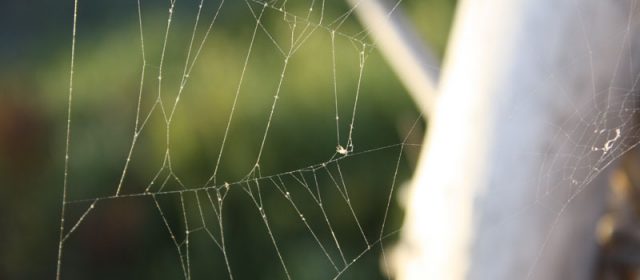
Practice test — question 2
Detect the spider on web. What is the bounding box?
[336,144,350,156]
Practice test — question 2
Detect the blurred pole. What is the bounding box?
[353,0,640,279]
[347,0,439,116]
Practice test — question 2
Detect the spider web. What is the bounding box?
[54,0,640,279]
[55,0,424,279]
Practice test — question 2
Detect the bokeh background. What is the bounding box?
[0,0,455,279]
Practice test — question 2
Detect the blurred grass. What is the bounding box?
[0,0,455,279]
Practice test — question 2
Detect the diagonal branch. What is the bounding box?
[347,0,439,117]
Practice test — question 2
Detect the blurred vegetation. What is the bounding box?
[0,0,455,279]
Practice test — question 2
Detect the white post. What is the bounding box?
[375,0,640,279]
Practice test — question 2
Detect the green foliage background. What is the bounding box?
[0,0,455,279]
